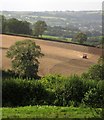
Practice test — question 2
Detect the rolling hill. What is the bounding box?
[1,34,102,76]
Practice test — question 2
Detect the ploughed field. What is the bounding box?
[0,34,102,76]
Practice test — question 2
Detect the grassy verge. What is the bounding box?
[2,106,101,119]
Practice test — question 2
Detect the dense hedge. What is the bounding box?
[83,81,104,108]
[2,75,104,107]
[2,78,50,107]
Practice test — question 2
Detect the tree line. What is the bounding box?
[2,15,102,45]
[1,15,100,38]
[1,15,47,37]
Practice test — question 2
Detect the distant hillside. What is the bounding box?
[1,11,102,33]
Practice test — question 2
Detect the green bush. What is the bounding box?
[39,74,103,107]
[40,74,67,105]
[2,78,49,107]
[63,75,84,106]
[2,74,104,107]
[83,81,104,108]
[40,74,67,91]
[54,88,65,106]
[82,64,104,80]
[2,70,18,79]
[83,88,104,108]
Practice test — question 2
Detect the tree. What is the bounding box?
[6,18,20,33]
[101,36,104,49]
[6,40,44,78]
[0,15,7,33]
[73,32,87,44]
[82,58,104,118]
[98,56,104,65]
[82,57,104,80]
[7,18,32,34]
[33,21,47,37]
[20,21,32,35]
[82,63,104,81]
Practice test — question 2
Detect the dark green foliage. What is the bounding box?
[33,21,47,37]
[6,40,44,78]
[6,18,32,34]
[82,64,104,80]
[44,26,80,38]
[0,15,7,33]
[73,32,87,44]
[2,74,104,108]
[2,70,17,79]
[85,36,102,47]
[39,74,102,107]
[40,74,66,91]
[82,80,104,119]
[2,78,49,107]
[40,74,104,107]
[40,74,67,106]
[54,88,65,106]
[98,56,104,65]
[40,74,68,106]
[1,15,32,35]
[83,87,104,108]
[63,75,84,106]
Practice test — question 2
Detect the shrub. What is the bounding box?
[2,74,104,107]
[2,70,18,79]
[40,74,67,106]
[83,88,104,108]
[39,74,103,107]
[83,80,104,108]
[40,74,67,91]
[2,78,49,107]
[63,75,85,106]
[54,88,65,106]
[82,79,98,92]
[82,64,104,80]
[40,75,88,106]
[73,32,87,44]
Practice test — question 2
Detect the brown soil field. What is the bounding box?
[0,34,102,76]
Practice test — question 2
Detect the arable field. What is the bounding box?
[1,34,102,76]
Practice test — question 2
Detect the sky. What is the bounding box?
[0,0,103,11]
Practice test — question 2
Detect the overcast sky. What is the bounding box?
[0,0,103,11]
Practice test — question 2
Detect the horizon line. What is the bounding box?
[1,10,102,12]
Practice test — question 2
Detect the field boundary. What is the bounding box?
[2,33,97,47]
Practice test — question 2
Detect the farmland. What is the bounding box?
[1,34,102,76]
[1,34,104,119]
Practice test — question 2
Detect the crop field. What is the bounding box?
[1,34,102,76]
[42,35,72,42]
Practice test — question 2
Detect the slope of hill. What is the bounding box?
[1,34,101,76]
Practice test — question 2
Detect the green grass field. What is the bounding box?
[42,35,72,42]
[2,106,101,119]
